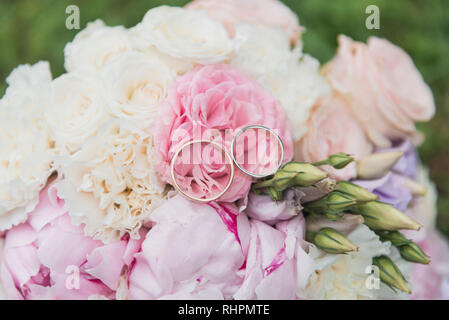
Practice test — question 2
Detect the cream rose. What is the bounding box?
[64,19,132,75]
[186,0,304,45]
[323,35,435,147]
[47,73,108,154]
[294,95,373,180]
[0,62,55,230]
[135,46,194,76]
[100,51,176,127]
[131,6,233,64]
[231,25,330,141]
[56,119,169,243]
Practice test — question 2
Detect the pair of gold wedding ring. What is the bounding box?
[170,125,285,203]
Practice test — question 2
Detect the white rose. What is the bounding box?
[100,51,175,127]
[47,73,108,154]
[131,6,233,64]
[299,225,391,299]
[64,19,132,75]
[130,45,195,76]
[56,119,169,243]
[5,61,52,90]
[231,25,330,141]
[0,62,55,230]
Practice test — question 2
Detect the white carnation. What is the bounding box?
[299,225,391,299]
[0,62,55,230]
[231,25,330,141]
[56,119,168,243]
[100,51,176,127]
[64,19,132,75]
[47,73,109,154]
[131,6,233,64]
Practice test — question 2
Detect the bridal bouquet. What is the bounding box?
[1,0,448,300]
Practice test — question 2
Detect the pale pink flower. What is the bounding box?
[127,196,246,299]
[0,182,143,300]
[294,95,373,180]
[409,230,449,300]
[126,195,311,300]
[185,0,303,45]
[234,215,311,300]
[324,35,435,147]
[154,64,293,202]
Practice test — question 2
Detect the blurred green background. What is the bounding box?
[0,0,448,236]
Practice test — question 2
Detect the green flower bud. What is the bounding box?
[313,227,359,254]
[253,162,328,191]
[336,181,379,202]
[328,153,355,169]
[312,153,354,169]
[252,169,295,190]
[283,162,328,187]
[273,169,299,191]
[398,242,431,265]
[351,201,422,231]
[375,231,411,247]
[268,187,283,201]
[373,255,411,294]
[305,191,358,214]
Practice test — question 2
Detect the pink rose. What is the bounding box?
[185,0,303,45]
[0,182,142,300]
[154,64,293,202]
[324,35,435,147]
[294,95,373,180]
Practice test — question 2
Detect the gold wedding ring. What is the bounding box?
[170,140,235,203]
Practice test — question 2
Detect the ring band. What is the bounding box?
[230,125,284,178]
[170,140,235,203]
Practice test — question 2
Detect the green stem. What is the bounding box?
[253,179,275,189]
[312,160,330,166]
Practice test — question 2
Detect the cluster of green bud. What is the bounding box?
[308,227,358,254]
[373,255,411,294]
[376,231,430,265]
[303,181,422,234]
[248,152,430,297]
[303,182,378,216]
